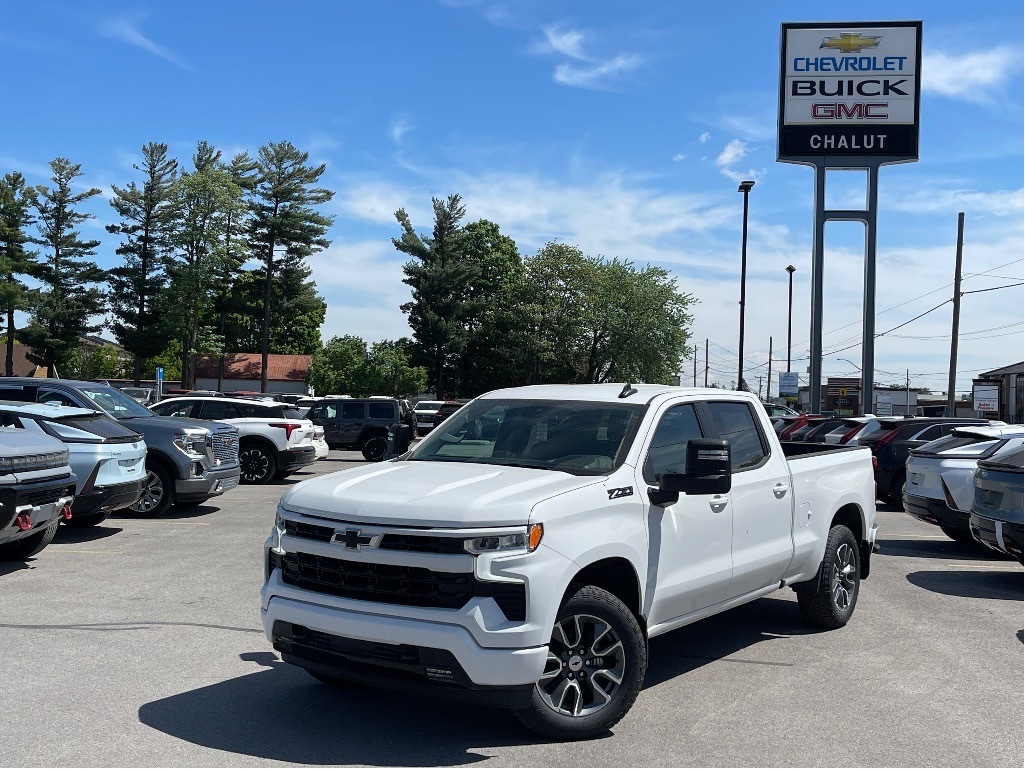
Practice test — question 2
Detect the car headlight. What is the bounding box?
[465,523,543,555]
[172,432,208,456]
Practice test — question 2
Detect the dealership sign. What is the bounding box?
[973,384,999,412]
[778,21,922,162]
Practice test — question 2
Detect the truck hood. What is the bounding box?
[117,415,237,436]
[279,460,600,528]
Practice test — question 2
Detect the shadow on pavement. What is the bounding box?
[906,569,1023,601]
[877,537,1010,562]
[0,559,33,577]
[114,504,221,522]
[645,596,813,687]
[138,655,540,765]
[54,525,124,544]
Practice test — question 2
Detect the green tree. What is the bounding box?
[394,194,475,397]
[250,141,334,391]
[106,142,178,385]
[307,335,369,396]
[0,172,37,375]
[164,142,247,387]
[456,219,524,395]
[22,158,106,376]
[366,340,428,398]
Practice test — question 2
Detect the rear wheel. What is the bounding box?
[65,510,112,528]
[239,444,276,484]
[361,435,388,462]
[796,524,860,629]
[514,585,646,740]
[128,463,174,517]
[884,470,906,506]
[0,516,60,560]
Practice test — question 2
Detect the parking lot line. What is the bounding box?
[112,520,211,526]
[49,549,125,555]
[945,563,1023,570]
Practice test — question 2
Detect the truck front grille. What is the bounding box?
[27,487,68,507]
[280,551,473,609]
[275,550,526,620]
[211,433,239,465]
[282,520,467,554]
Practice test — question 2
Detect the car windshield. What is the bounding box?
[76,385,154,418]
[408,398,646,476]
[414,401,444,412]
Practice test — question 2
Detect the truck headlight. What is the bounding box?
[172,432,207,456]
[465,523,543,554]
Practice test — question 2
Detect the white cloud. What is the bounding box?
[533,24,643,90]
[390,117,414,144]
[672,153,686,162]
[923,47,1020,102]
[554,54,642,90]
[716,140,747,167]
[698,132,711,144]
[99,17,192,70]
[884,185,1023,217]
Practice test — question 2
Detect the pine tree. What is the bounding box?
[22,158,106,376]
[249,141,333,391]
[0,172,38,375]
[106,142,178,384]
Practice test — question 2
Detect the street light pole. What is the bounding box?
[785,264,796,372]
[737,180,755,391]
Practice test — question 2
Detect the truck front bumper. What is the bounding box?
[261,589,548,695]
[175,466,240,503]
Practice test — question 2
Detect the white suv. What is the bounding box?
[151,397,317,484]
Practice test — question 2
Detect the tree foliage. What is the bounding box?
[22,158,106,376]
[0,172,37,375]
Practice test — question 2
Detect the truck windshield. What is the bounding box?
[408,398,646,476]
[75,385,155,419]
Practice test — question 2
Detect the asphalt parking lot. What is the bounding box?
[2,452,1022,768]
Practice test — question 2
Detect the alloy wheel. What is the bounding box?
[131,471,164,513]
[536,613,626,718]
[832,542,857,611]
[240,448,271,483]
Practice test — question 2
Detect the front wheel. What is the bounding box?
[514,585,646,740]
[128,464,174,517]
[0,516,60,561]
[796,524,860,629]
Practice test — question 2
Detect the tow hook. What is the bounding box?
[60,504,73,521]
[15,513,32,531]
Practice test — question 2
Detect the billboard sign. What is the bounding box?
[778,21,922,163]
[973,384,999,412]
[779,371,799,397]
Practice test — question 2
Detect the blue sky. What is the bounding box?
[1,1,1022,397]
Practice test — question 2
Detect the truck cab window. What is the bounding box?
[643,404,704,484]
[705,402,768,471]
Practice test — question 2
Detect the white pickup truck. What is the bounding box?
[262,385,877,739]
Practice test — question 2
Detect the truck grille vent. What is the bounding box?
[379,534,466,554]
[280,551,473,609]
[27,487,68,507]
[275,550,526,621]
[211,433,239,464]
[283,520,334,542]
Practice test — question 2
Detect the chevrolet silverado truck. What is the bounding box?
[262,384,877,739]
[0,429,77,561]
[0,379,240,517]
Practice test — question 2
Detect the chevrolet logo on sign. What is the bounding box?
[819,33,882,53]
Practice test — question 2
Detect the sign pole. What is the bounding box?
[860,164,880,416]
[809,166,826,413]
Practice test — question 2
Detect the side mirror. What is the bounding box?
[646,439,733,507]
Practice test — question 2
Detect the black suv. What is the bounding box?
[305,398,412,461]
[870,417,991,503]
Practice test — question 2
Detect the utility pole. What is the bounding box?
[757,375,763,399]
[947,212,965,417]
[767,336,773,402]
[693,345,698,386]
[906,369,911,416]
[704,339,709,387]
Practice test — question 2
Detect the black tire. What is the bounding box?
[513,585,646,740]
[274,469,293,480]
[940,526,976,545]
[796,524,861,629]
[240,444,276,484]
[361,435,388,462]
[65,510,112,528]
[0,516,60,561]
[127,463,174,517]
